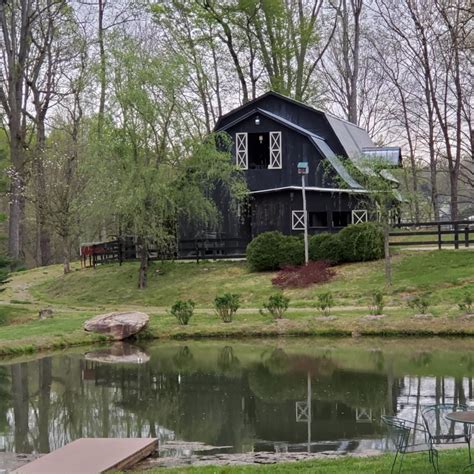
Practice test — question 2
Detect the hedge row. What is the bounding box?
[246,222,384,272]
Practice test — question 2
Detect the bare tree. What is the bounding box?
[26,0,71,266]
[375,0,472,221]
[0,0,35,260]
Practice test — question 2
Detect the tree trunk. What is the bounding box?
[383,220,392,286]
[34,126,52,266]
[38,357,52,453]
[8,175,23,262]
[63,235,71,274]
[450,171,459,221]
[98,0,106,138]
[11,363,31,453]
[138,240,148,289]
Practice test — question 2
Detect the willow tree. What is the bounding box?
[336,157,403,286]
[91,36,245,288]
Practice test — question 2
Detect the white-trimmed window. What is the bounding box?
[269,131,282,169]
[351,209,368,225]
[236,132,248,169]
[292,210,306,230]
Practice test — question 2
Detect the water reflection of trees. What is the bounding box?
[1,342,474,454]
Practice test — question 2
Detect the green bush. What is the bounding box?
[279,236,305,267]
[214,293,240,323]
[246,231,286,271]
[317,292,334,316]
[369,290,385,315]
[309,233,343,264]
[261,293,290,319]
[408,294,430,314]
[338,222,384,262]
[458,292,473,313]
[170,299,195,325]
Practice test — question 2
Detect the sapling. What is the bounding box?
[369,290,385,315]
[458,292,473,313]
[317,292,334,316]
[408,294,430,314]
[170,299,195,325]
[261,293,290,319]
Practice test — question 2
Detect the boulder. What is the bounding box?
[84,311,149,340]
[39,308,54,320]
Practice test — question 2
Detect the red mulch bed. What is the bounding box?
[272,261,335,289]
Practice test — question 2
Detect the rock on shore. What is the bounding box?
[84,311,149,340]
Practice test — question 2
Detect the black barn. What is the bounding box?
[180,91,401,257]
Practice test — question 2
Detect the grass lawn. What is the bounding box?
[29,250,474,308]
[0,250,473,355]
[139,449,469,473]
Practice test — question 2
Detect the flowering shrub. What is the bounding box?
[271,261,335,289]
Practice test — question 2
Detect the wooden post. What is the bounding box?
[438,224,442,250]
[465,226,469,248]
[195,239,200,264]
[454,223,459,249]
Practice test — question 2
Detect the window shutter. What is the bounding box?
[269,131,282,169]
[235,133,248,169]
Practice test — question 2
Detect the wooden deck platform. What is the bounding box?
[12,438,158,474]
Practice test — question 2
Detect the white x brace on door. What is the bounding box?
[269,131,282,169]
[292,210,306,230]
[351,209,368,224]
[235,132,248,169]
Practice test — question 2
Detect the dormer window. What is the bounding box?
[235,131,282,170]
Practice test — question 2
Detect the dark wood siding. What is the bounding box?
[227,114,339,191]
[218,94,347,157]
[250,190,366,237]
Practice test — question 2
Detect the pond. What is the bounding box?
[0,337,473,456]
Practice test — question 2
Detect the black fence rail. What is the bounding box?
[389,220,474,249]
[177,238,247,261]
[81,237,247,267]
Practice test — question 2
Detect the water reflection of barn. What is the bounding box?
[3,343,473,456]
[81,348,393,452]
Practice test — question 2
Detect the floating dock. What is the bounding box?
[12,438,158,474]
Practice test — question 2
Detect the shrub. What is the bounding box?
[458,292,473,313]
[317,292,334,316]
[170,299,195,325]
[279,236,305,267]
[246,231,286,271]
[261,293,290,319]
[309,233,343,264]
[408,294,430,314]
[369,290,385,315]
[214,293,240,322]
[338,222,384,262]
[272,261,335,289]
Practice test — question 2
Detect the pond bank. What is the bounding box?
[1,307,474,358]
[143,448,473,473]
[4,448,471,473]
[1,310,474,358]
